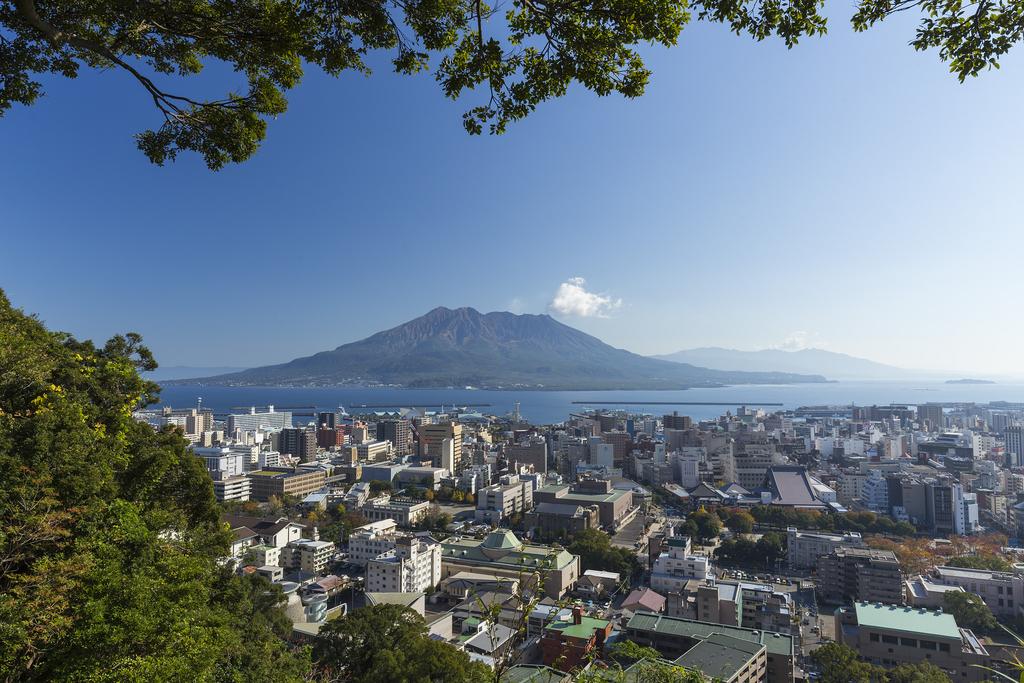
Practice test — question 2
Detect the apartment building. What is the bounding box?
[347,519,400,566]
[376,419,412,455]
[226,406,292,434]
[816,547,903,605]
[420,422,463,469]
[785,527,864,570]
[279,427,317,461]
[366,534,442,593]
[650,537,713,594]
[836,602,989,681]
[696,580,795,637]
[281,539,336,575]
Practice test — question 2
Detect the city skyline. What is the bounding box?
[3,12,1023,375]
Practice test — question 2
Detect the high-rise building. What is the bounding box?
[816,547,903,605]
[317,411,337,429]
[279,427,317,461]
[420,421,462,469]
[377,419,412,455]
[1006,426,1024,467]
[366,535,442,594]
[918,404,945,432]
[663,412,693,430]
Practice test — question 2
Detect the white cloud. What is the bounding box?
[772,331,828,351]
[507,297,528,314]
[548,277,622,318]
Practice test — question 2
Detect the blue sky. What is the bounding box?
[2,10,1023,375]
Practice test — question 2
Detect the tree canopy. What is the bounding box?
[314,603,491,682]
[2,0,1020,168]
[943,591,998,634]
[810,642,951,683]
[567,528,640,577]
[0,289,308,680]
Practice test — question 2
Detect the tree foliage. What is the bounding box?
[567,528,640,577]
[943,591,998,633]
[946,553,1015,572]
[810,642,951,683]
[0,290,308,680]
[1,0,1018,168]
[715,531,786,567]
[681,509,722,543]
[314,603,490,682]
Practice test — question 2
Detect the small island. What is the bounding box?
[946,378,996,384]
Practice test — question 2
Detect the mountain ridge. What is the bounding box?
[177,307,830,390]
[651,346,906,379]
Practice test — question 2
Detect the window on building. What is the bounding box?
[939,643,950,653]
[920,640,937,650]
[900,638,917,647]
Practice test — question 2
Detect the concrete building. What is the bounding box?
[357,439,393,463]
[366,534,442,593]
[932,565,1023,619]
[420,422,463,469]
[624,612,794,683]
[279,427,317,461]
[905,575,967,609]
[508,437,549,475]
[359,496,431,527]
[836,602,989,681]
[816,547,903,605]
[695,580,795,637]
[475,479,533,525]
[785,527,864,570]
[439,529,580,599]
[247,467,326,502]
[226,406,292,434]
[212,474,252,502]
[526,502,600,537]
[281,539,336,575]
[377,419,412,455]
[347,519,400,566]
[396,466,445,491]
[650,537,713,594]
[533,479,633,529]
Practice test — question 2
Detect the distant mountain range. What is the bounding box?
[144,366,249,381]
[651,347,906,379]
[177,307,828,390]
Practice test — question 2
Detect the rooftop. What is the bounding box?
[544,615,610,641]
[626,613,793,657]
[674,632,764,681]
[853,602,962,641]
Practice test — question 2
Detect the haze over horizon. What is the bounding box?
[4,9,1023,376]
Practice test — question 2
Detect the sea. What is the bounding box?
[156,380,1024,425]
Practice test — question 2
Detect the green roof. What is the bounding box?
[626,613,793,657]
[853,602,962,641]
[545,615,610,640]
[482,529,522,550]
[500,665,567,682]
[674,633,763,681]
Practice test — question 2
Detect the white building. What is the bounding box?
[475,480,533,525]
[366,535,443,593]
[348,519,400,566]
[650,537,713,594]
[212,474,252,502]
[282,539,336,575]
